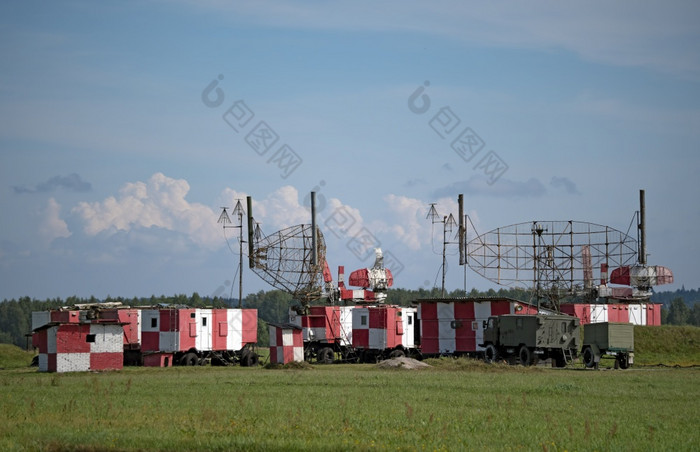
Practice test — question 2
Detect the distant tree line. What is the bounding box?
[1,287,698,350]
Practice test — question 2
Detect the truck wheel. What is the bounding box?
[317,347,334,364]
[484,344,499,363]
[617,354,630,370]
[519,346,534,366]
[583,347,595,368]
[181,352,198,366]
[389,349,405,359]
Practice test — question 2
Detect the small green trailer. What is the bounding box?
[582,322,634,369]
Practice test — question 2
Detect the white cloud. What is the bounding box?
[73,173,221,249]
[39,198,71,243]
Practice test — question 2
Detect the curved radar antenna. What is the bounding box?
[250,224,327,305]
[466,220,638,308]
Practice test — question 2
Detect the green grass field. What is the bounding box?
[0,361,698,450]
[0,325,698,451]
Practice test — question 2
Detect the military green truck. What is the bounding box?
[481,314,581,367]
[582,322,634,369]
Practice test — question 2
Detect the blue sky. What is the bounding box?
[1,1,698,300]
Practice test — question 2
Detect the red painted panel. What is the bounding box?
[647,304,661,326]
[141,331,160,352]
[490,301,512,316]
[457,302,476,320]
[454,302,475,352]
[51,310,80,324]
[242,309,258,344]
[55,324,91,353]
[118,310,140,345]
[143,353,173,367]
[211,310,228,350]
[283,346,296,363]
[385,308,397,348]
[292,329,303,347]
[618,305,629,323]
[420,303,437,320]
[368,307,387,329]
[353,328,369,348]
[90,352,123,371]
[421,337,439,354]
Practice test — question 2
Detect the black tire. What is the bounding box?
[248,353,259,367]
[317,347,334,364]
[389,349,405,359]
[583,347,595,368]
[617,354,630,370]
[519,346,534,366]
[484,344,499,363]
[181,352,198,366]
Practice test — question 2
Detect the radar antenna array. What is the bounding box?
[466,220,638,309]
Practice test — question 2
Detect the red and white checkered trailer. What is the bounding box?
[351,305,419,362]
[560,303,661,326]
[138,308,258,367]
[31,310,125,373]
[288,305,354,363]
[418,298,539,357]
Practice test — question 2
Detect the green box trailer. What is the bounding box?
[582,322,634,369]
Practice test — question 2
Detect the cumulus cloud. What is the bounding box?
[432,176,547,198]
[13,173,91,194]
[550,176,580,194]
[38,198,71,243]
[73,173,220,248]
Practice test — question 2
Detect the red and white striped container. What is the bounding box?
[269,324,304,364]
[560,303,661,326]
[418,298,538,355]
[351,306,417,351]
[140,308,258,354]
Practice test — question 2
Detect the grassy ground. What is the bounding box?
[0,343,34,369]
[0,325,698,450]
[0,362,698,451]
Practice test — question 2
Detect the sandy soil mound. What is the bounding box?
[376,357,432,369]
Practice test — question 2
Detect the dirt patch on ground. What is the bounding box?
[375,357,432,370]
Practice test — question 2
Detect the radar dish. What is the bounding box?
[467,220,637,306]
[250,224,327,303]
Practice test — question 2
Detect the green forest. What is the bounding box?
[1,287,698,350]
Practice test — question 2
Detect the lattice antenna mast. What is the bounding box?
[218,200,247,307]
[426,203,457,297]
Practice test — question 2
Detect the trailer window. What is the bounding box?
[361,315,367,326]
[86,334,96,343]
[151,318,158,328]
[407,315,412,325]
[190,312,196,318]
[202,317,207,326]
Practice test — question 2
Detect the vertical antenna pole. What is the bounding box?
[246,196,254,269]
[639,189,646,266]
[311,191,317,267]
[239,211,244,308]
[458,194,465,266]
